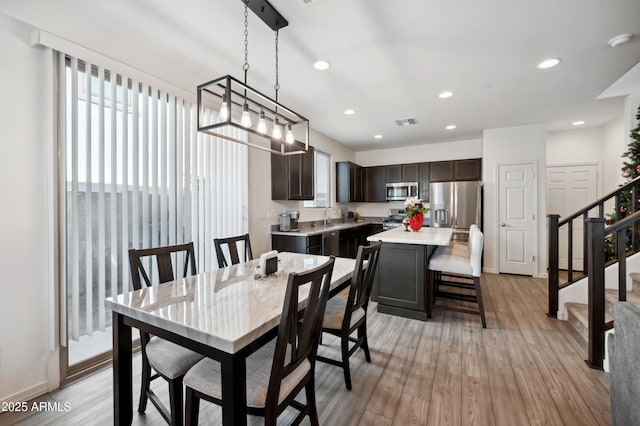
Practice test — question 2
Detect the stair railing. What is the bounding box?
[585,210,640,369]
[547,176,640,318]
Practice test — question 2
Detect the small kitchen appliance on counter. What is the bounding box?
[288,210,300,230]
[279,212,290,231]
[279,210,300,232]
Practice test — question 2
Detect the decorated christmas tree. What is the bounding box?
[604,104,640,259]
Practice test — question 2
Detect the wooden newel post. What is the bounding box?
[548,214,560,318]
[586,217,605,369]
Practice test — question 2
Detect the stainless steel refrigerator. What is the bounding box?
[429,181,482,232]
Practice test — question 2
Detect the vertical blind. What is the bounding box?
[59,52,248,342]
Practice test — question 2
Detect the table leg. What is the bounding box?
[221,354,247,425]
[113,311,133,425]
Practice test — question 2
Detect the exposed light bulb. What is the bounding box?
[218,93,229,121]
[257,110,268,134]
[240,103,252,128]
[285,124,295,144]
[272,118,283,140]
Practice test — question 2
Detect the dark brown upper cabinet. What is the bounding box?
[418,162,430,202]
[429,161,454,182]
[385,165,402,183]
[336,161,363,203]
[364,166,386,202]
[453,158,482,181]
[386,163,419,183]
[402,163,419,182]
[271,145,315,200]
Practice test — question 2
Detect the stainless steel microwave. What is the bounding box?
[385,182,419,201]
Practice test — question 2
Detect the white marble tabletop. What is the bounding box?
[367,226,453,246]
[105,252,355,354]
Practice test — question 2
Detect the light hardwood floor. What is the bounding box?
[0,273,611,425]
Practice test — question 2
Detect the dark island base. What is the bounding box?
[372,242,435,321]
[376,304,430,321]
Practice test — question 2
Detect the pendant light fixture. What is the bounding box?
[197,0,309,156]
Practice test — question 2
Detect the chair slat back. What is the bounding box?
[214,234,253,268]
[266,256,335,409]
[469,230,484,277]
[129,242,197,290]
[349,241,382,314]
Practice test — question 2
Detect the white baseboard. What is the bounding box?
[483,267,498,274]
[536,272,548,279]
[557,310,568,321]
[1,381,49,404]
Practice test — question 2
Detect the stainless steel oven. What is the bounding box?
[385,182,419,201]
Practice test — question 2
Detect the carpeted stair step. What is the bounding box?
[629,272,640,293]
[565,280,640,342]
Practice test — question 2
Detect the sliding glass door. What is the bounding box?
[58,52,248,378]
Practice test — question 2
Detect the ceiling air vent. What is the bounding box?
[298,0,323,7]
[394,117,418,127]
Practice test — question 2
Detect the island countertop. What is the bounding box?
[367,226,453,246]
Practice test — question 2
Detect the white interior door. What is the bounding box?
[499,163,535,275]
[546,164,598,271]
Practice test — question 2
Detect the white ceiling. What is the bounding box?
[1,0,639,150]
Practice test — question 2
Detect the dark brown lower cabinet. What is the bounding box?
[271,234,322,255]
[273,224,384,259]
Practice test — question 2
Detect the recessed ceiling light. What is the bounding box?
[438,91,453,99]
[537,58,561,69]
[374,134,383,139]
[445,125,457,130]
[313,60,330,71]
[572,120,585,126]
[344,109,355,115]
[608,34,633,48]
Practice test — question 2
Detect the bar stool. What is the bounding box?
[428,228,486,327]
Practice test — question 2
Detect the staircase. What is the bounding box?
[548,176,640,369]
[565,272,640,342]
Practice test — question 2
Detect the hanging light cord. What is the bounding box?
[274,29,280,114]
[243,1,249,84]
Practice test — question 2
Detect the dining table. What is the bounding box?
[105,252,357,426]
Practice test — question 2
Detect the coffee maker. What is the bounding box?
[288,210,300,230]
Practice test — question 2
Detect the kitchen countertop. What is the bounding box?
[367,226,453,246]
[271,219,382,237]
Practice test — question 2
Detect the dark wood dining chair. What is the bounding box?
[128,242,204,426]
[183,257,336,425]
[316,241,382,390]
[213,233,253,268]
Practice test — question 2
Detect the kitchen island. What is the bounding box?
[367,226,453,320]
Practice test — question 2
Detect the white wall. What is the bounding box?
[0,14,58,402]
[602,117,626,193]
[546,126,604,166]
[483,123,547,277]
[248,129,356,256]
[355,139,482,167]
[545,119,626,217]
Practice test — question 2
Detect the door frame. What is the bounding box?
[495,160,538,277]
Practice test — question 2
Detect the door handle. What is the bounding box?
[500,223,507,227]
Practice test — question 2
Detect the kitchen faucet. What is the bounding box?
[323,206,337,226]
